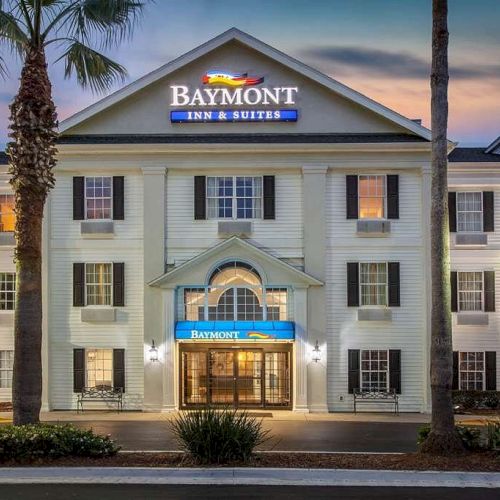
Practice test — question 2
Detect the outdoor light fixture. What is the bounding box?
[312,340,321,363]
[149,339,159,362]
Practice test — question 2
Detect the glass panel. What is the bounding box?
[0,350,14,388]
[0,272,16,310]
[237,351,262,405]
[458,272,483,311]
[265,352,290,406]
[0,194,15,232]
[85,176,112,220]
[360,263,387,306]
[184,288,206,320]
[85,263,112,306]
[266,288,288,321]
[236,288,263,320]
[86,349,113,389]
[457,192,482,232]
[459,351,485,390]
[209,351,235,404]
[359,175,385,219]
[183,352,207,404]
[360,350,389,391]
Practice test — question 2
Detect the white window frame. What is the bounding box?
[457,271,484,312]
[84,176,113,221]
[84,263,113,307]
[358,174,387,220]
[0,350,13,389]
[456,191,483,233]
[85,348,114,389]
[0,193,15,233]
[359,262,388,307]
[360,349,389,392]
[0,272,16,311]
[206,176,263,220]
[458,351,485,390]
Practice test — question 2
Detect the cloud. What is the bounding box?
[302,46,500,80]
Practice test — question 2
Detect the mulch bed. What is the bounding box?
[1,452,499,471]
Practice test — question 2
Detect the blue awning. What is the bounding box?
[175,321,295,341]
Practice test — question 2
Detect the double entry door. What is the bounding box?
[181,344,291,408]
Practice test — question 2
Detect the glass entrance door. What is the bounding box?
[208,351,235,404]
[236,350,263,406]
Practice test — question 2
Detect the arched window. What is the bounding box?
[208,261,261,287]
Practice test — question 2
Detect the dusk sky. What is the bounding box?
[0,0,499,147]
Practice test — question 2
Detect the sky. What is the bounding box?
[0,0,499,148]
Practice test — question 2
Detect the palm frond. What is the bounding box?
[0,7,28,54]
[0,52,7,78]
[59,39,127,93]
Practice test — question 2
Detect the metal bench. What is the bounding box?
[353,389,399,415]
[77,387,123,413]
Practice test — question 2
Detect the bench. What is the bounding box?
[353,389,399,415]
[77,387,123,413]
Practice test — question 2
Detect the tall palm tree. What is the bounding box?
[0,0,151,425]
[420,0,463,454]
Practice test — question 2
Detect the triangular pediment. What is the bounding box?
[149,237,322,288]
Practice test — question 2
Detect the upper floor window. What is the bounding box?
[0,272,16,310]
[459,351,484,390]
[207,176,262,219]
[456,192,482,232]
[361,349,388,391]
[85,263,112,306]
[458,271,483,312]
[0,194,15,232]
[359,175,385,219]
[86,348,113,389]
[85,177,112,220]
[360,263,387,306]
[0,350,13,388]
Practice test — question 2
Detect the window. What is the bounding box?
[0,273,16,310]
[459,351,484,390]
[86,349,113,389]
[361,350,388,391]
[207,176,262,219]
[458,272,483,312]
[359,175,385,219]
[457,192,482,232]
[0,194,15,232]
[0,350,13,388]
[360,263,387,306]
[85,263,112,306]
[85,176,112,220]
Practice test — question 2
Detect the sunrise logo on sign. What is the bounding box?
[202,70,264,87]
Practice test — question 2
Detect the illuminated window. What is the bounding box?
[459,352,484,390]
[86,349,113,389]
[0,194,15,232]
[207,176,262,219]
[457,192,482,232]
[85,177,112,220]
[0,350,13,388]
[85,263,112,306]
[360,263,387,306]
[361,350,389,391]
[359,175,385,219]
[0,273,16,310]
[458,272,483,312]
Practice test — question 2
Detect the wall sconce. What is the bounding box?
[312,340,321,363]
[149,339,159,362]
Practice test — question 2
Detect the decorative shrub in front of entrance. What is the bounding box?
[452,390,500,411]
[170,407,271,464]
[0,424,119,461]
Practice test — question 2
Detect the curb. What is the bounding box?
[0,467,498,487]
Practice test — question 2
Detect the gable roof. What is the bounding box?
[448,147,500,163]
[60,28,432,141]
[149,236,323,288]
[485,136,500,154]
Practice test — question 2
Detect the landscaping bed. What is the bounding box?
[0,451,499,471]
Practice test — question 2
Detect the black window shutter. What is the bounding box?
[388,262,400,307]
[448,192,457,233]
[346,175,358,219]
[113,263,125,307]
[112,176,125,220]
[386,175,399,219]
[73,348,85,392]
[348,349,360,394]
[73,263,85,307]
[483,192,494,232]
[450,271,458,312]
[347,262,359,307]
[194,176,206,220]
[113,349,126,392]
[389,349,401,394]
[263,175,276,220]
[484,271,495,312]
[485,351,497,390]
[73,177,85,220]
[453,351,459,390]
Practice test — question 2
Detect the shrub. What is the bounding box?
[170,407,271,464]
[486,421,500,451]
[417,423,482,450]
[452,390,500,411]
[0,424,119,461]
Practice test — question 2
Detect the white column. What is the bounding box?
[302,165,329,412]
[162,287,177,411]
[142,166,167,411]
[293,286,308,411]
[41,193,51,411]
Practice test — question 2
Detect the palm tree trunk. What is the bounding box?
[420,0,464,455]
[7,46,57,425]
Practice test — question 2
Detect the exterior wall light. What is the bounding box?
[312,340,321,363]
[149,339,159,362]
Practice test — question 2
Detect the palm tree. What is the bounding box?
[420,0,464,454]
[0,0,151,425]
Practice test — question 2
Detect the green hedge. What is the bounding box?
[453,390,500,410]
[0,424,120,461]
